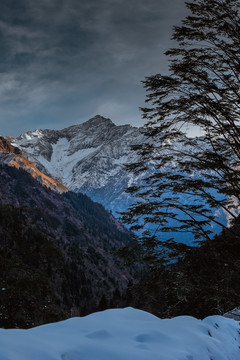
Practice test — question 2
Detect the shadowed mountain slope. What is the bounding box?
[0,162,132,328]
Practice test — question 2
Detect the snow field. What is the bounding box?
[0,307,240,360]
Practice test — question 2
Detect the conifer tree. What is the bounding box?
[122,0,240,252]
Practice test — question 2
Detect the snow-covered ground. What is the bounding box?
[0,307,240,360]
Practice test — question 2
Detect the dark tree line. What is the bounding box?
[120,218,240,318]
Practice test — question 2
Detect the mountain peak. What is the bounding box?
[85,115,115,127]
[10,117,143,212]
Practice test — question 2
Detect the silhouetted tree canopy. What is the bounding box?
[122,0,240,255]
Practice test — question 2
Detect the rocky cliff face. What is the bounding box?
[10,115,145,214]
[0,136,69,194]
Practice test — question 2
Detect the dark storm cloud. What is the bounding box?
[0,0,187,136]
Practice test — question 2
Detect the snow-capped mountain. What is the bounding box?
[11,115,145,214]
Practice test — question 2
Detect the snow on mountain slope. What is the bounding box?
[0,136,69,194]
[11,115,145,213]
[0,307,240,360]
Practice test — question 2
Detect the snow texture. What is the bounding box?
[0,307,239,360]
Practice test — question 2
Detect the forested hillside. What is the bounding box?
[0,164,132,328]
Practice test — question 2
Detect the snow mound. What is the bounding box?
[0,307,240,360]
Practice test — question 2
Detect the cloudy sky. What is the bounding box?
[0,0,187,136]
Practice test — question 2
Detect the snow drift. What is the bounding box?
[0,307,240,360]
